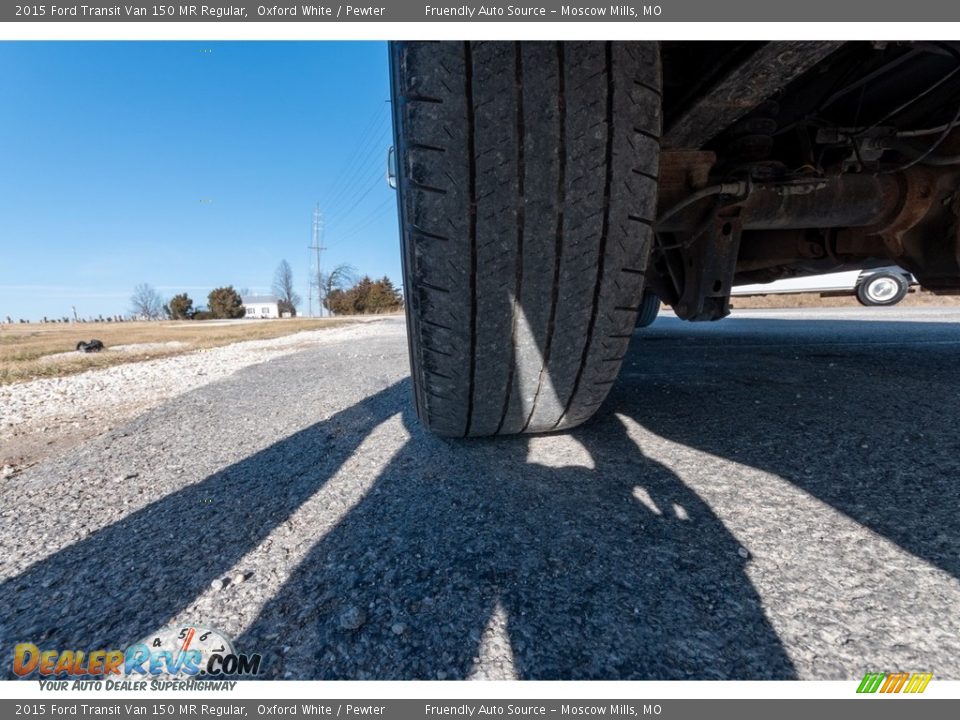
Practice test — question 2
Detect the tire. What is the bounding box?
[856,272,908,306]
[390,41,661,436]
[635,290,661,328]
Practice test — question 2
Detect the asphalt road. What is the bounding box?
[2,307,959,680]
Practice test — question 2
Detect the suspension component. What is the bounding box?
[652,169,936,320]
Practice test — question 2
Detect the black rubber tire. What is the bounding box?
[856,272,908,306]
[635,290,661,328]
[390,41,661,436]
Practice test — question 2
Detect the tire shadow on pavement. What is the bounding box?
[2,365,796,680]
[236,405,795,680]
[0,383,408,671]
[626,317,960,582]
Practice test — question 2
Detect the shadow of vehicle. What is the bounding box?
[0,383,407,665]
[625,316,960,581]
[0,377,794,680]
[236,402,793,679]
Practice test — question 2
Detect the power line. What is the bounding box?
[317,102,387,203]
[320,104,391,212]
[326,195,396,248]
[324,122,392,219]
[326,171,391,233]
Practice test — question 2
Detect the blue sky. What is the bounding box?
[0,41,399,321]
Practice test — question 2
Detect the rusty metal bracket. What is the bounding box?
[672,207,745,321]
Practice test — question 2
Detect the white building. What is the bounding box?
[241,295,280,319]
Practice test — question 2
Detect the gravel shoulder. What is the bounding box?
[0,318,393,473]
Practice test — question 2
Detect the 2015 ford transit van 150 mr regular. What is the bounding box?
[388,41,960,437]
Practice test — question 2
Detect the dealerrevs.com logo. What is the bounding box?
[13,625,262,686]
[857,672,933,694]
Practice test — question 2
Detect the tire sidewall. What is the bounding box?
[389,43,426,421]
[636,290,661,328]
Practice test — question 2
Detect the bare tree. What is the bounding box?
[320,264,358,314]
[272,259,302,315]
[130,283,166,320]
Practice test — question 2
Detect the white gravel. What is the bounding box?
[0,319,395,455]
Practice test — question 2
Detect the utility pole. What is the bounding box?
[308,204,327,317]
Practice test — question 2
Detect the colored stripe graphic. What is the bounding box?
[880,673,907,693]
[857,673,886,693]
[904,673,933,694]
[857,672,932,694]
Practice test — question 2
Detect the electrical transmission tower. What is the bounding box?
[308,204,327,317]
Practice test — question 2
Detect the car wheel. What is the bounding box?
[856,272,909,306]
[390,41,661,436]
[635,290,661,328]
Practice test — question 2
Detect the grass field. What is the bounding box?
[0,318,354,385]
[4,290,957,385]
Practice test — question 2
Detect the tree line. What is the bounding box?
[324,275,403,315]
[129,260,402,320]
[129,283,246,320]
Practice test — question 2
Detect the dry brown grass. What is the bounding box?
[0,318,353,385]
[729,288,960,310]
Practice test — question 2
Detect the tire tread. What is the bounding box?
[391,41,661,436]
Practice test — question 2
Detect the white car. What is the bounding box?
[731,267,917,307]
[635,267,916,329]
